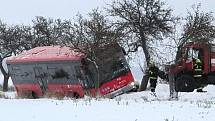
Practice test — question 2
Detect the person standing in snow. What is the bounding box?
[193,58,204,92]
[147,60,159,92]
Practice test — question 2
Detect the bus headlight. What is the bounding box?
[130,81,140,90]
[130,82,135,86]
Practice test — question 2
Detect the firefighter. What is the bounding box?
[193,58,204,92]
[148,60,159,92]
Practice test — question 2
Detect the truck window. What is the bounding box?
[193,49,199,59]
[197,49,204,60]
[186,48,203,62]
[187,48,193,60]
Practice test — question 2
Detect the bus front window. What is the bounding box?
[84,43,131,87]
[111,59,129,79]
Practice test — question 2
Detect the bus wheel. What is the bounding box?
[32,92,39,99]
[68,92,80,99]
[73,93,80,99]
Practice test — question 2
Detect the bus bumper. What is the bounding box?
[104,82,138,98]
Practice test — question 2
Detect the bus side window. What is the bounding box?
[48,65,69,79]
[52,69,69,79]
[75,66,82,79]
[11,66,22,77]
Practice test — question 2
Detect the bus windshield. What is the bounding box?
[83,43,129,87]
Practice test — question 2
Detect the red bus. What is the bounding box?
[6,43,138,98]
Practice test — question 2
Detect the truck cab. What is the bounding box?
[169,42,212,92]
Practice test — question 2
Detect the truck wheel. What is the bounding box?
[208,75,215,84]
[175,75,194,92]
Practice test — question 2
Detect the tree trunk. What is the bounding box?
[3,74,9,92]
[139,75,149,91]
[139,36,151,91]
[0,58,9,92]
[140,37,150,66]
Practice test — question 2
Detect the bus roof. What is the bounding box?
[7,46,85,64]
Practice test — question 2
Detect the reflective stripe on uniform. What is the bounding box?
[194,75,202,77]
[149,71,153,74]
[149,70,157,80]
[193,59,202,78]
[194,69,202,71]
[149,77,157,79]
[197,87,203,89]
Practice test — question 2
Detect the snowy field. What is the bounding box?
[1,84,215,121]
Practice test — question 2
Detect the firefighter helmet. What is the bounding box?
[149,60,155,66]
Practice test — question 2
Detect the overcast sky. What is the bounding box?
[0,0,214,25]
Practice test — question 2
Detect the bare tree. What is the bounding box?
[0,17,66,91]
[32,16,60,47]
[180,4,215,46]
[63,9,125,88]
[107,0,176,66]
[64,9,124,57]
[0,23,28,91]
[0,21,9,91]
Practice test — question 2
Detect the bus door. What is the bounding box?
[33,66,48,94]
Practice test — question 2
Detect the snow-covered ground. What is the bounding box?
[1,84,215,121]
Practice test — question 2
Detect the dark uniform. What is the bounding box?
[193,58,203,92]
[148,63,159,92]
